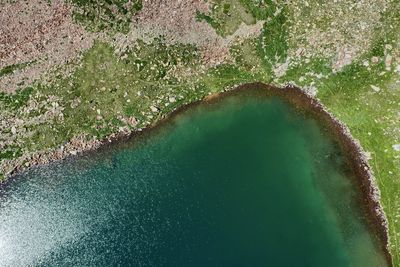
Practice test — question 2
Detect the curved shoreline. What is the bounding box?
[1,82,392,265]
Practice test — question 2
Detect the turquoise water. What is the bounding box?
[0,92,387,266]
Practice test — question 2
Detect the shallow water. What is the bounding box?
[0,92,387,266]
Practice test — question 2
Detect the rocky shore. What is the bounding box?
[1,82,392,266]
[224,83,392,266]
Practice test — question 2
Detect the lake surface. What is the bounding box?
[0,91,387,266]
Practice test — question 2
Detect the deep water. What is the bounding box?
[0,93,387,266]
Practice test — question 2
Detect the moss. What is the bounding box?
[196,10,221,29]
[2,1,400,264]
[258,6,289,69]
[315,58,400,264]
[195,0,256,36]
[0,61,34,78]
[0,146,22,161]
[0,87,34,110]
[274,28,398,261]
[71,0,142,33]
[2,39,202,152]
[239,0,278,20]
[279,58,331,85]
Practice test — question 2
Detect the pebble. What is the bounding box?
[393,144,400,151]
[150,106,158,112]
[371,56,380,64]
[385,54,392,70]
[370,85,381,92]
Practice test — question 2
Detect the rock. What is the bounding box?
[385,54,392,70]
[127,117,138,127]
[371,56,380,64]
[393,144,400,151]
[70,150,77,155]
[305,86,318,96]
[70,98,81,108]
[370,85,381,92]
[119,126,128,132]
[150,106,158,112]
[11,126,17,134]
[169,97,176,103]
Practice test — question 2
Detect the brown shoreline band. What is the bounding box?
[3,82,392,266]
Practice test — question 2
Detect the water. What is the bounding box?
[0,92,387,266]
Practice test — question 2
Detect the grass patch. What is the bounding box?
[317,61,400,264]
[285,22,400,261]
[195,0,256,36]
[258,5,289,69]
[1,1,400,265]
[71,0,142,33]
[0,146,22,161]
[14,40,204,151]
[0,61,34,78]
[0,87,34,110]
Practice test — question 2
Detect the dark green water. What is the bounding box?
[0,92,387,266]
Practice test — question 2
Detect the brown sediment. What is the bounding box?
[2,82,392,265]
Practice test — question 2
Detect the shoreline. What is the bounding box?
[1,82,392,265]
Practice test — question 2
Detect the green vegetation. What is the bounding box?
[258,6,289,69]
[20,40,204,151]
[0,145,22,161]
[318,62,400,266]
[71,0,142,33]
[196,0,256,36]
[0,61,34,78]
[197,0,289,69]
[0,87,34,110]
[276,11,400,262]
[196,0,285,37]
[195,10,221,30]
[0,37,270,164]
[1,0,400,264]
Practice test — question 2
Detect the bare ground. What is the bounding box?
[0,0,97,93]
[114,0,264,67]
